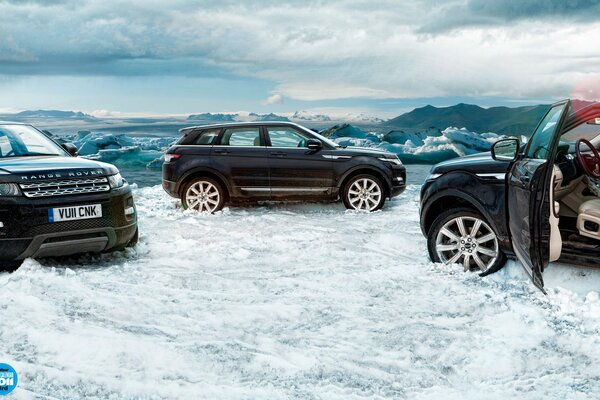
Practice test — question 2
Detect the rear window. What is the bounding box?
[193,129,220,145]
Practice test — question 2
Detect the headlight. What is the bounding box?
[378,156,403,165]
[108,173,126,189]
[0,183,21,196]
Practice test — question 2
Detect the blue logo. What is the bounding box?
[0,363,17,396]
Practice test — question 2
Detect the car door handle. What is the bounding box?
[213,149,230,154]
[271,151,287,157]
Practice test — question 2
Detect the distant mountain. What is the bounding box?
[385,103,550,136]
[248,112,290,122]
[186,113,236,122]
[186,112,290,122]
[291,111,332,122]
[0,109,97,121]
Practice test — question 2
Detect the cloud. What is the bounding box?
[0,0,598,103]
[418,0,600,33]
[261,94,283,105]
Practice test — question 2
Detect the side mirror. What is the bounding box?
[492,138,520,162]
[306,139,323,151]
[61,143,79,156]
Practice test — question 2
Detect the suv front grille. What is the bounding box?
[19,177,111,198]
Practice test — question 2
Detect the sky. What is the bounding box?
[0,0,599,118]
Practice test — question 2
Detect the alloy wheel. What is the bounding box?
[347,178,382,211]
[435,216,499,272]
[185,180,221,212]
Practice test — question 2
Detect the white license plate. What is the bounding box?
[48,204,102,223]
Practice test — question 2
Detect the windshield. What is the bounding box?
[0,125,67,158]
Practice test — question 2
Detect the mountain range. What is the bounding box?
[385,103,550,135]
[2,101,596,136]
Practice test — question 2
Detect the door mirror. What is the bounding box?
[492,138,520,162]
[306,139,323,151]
[61,143,79,156]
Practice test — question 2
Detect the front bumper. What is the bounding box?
[0,185,137,261]
[389,165,406,198]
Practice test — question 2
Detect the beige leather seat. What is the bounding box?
[577,199,600,240]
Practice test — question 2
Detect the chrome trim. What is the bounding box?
[241,187,328,192]
[475,173,507,180]
[322,155,352,159]
[19,177,110,198]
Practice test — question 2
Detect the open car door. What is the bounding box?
[506,100,571,292]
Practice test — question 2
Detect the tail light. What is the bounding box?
[164,153,181,162]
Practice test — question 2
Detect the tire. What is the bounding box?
[0,260,22,273]
[342,174,386,212]
[427,207,506,276]
[181,177,226,213]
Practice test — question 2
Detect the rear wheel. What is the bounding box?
[342,174,386,212]
[427,208,506,275]
[182,177,226,213]
[0,260,22,273]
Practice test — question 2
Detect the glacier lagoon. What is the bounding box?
[58,125,499,187]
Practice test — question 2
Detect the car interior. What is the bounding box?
[550,118,600,262]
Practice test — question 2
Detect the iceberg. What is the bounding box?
[64,131,177,169]
[330,126,503,164]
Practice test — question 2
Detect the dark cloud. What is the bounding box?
[419,0,600,33]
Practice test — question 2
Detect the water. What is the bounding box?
[120,164,433,188]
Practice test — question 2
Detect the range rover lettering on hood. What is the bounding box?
[19,169,105,181]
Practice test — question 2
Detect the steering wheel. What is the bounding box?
[576,139,600,179]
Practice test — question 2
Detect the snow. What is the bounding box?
[1,185,600,399]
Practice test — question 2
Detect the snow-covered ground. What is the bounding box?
[1,185,600,399]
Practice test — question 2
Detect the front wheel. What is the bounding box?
[182,177,226,213]
[427,208,506,275]
[342,174,386,212]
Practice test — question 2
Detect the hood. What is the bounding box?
[431,151,511,174]
[334,146,396,158]
[0,155,117,182]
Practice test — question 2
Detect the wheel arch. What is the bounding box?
[422,190,500,236]
[339,167,390,197]
[177,168,231,200]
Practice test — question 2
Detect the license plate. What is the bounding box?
[48,204,102,223]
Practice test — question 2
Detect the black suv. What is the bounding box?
[420,100,600,291]
[0,123,138,269]
[163,122,406,212]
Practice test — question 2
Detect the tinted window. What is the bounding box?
[194,129,220,145]
[267,127,309,148]
[526,104,567,160]
[220,128,261,146]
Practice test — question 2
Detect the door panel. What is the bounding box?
[211,127,269,198]
[265,127,334,197]
[506,101,570,291]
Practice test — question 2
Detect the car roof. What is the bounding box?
[0,121,28,126]
[179,120,305,133]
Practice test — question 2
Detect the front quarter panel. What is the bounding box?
[420,171,510,249]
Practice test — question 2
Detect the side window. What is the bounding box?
[194,129,220,145]
[267,127,309,148]
[526,104,567,160]
[220,127,261,146]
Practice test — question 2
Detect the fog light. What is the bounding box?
[0,222,4,228]
[125,206,135,216]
